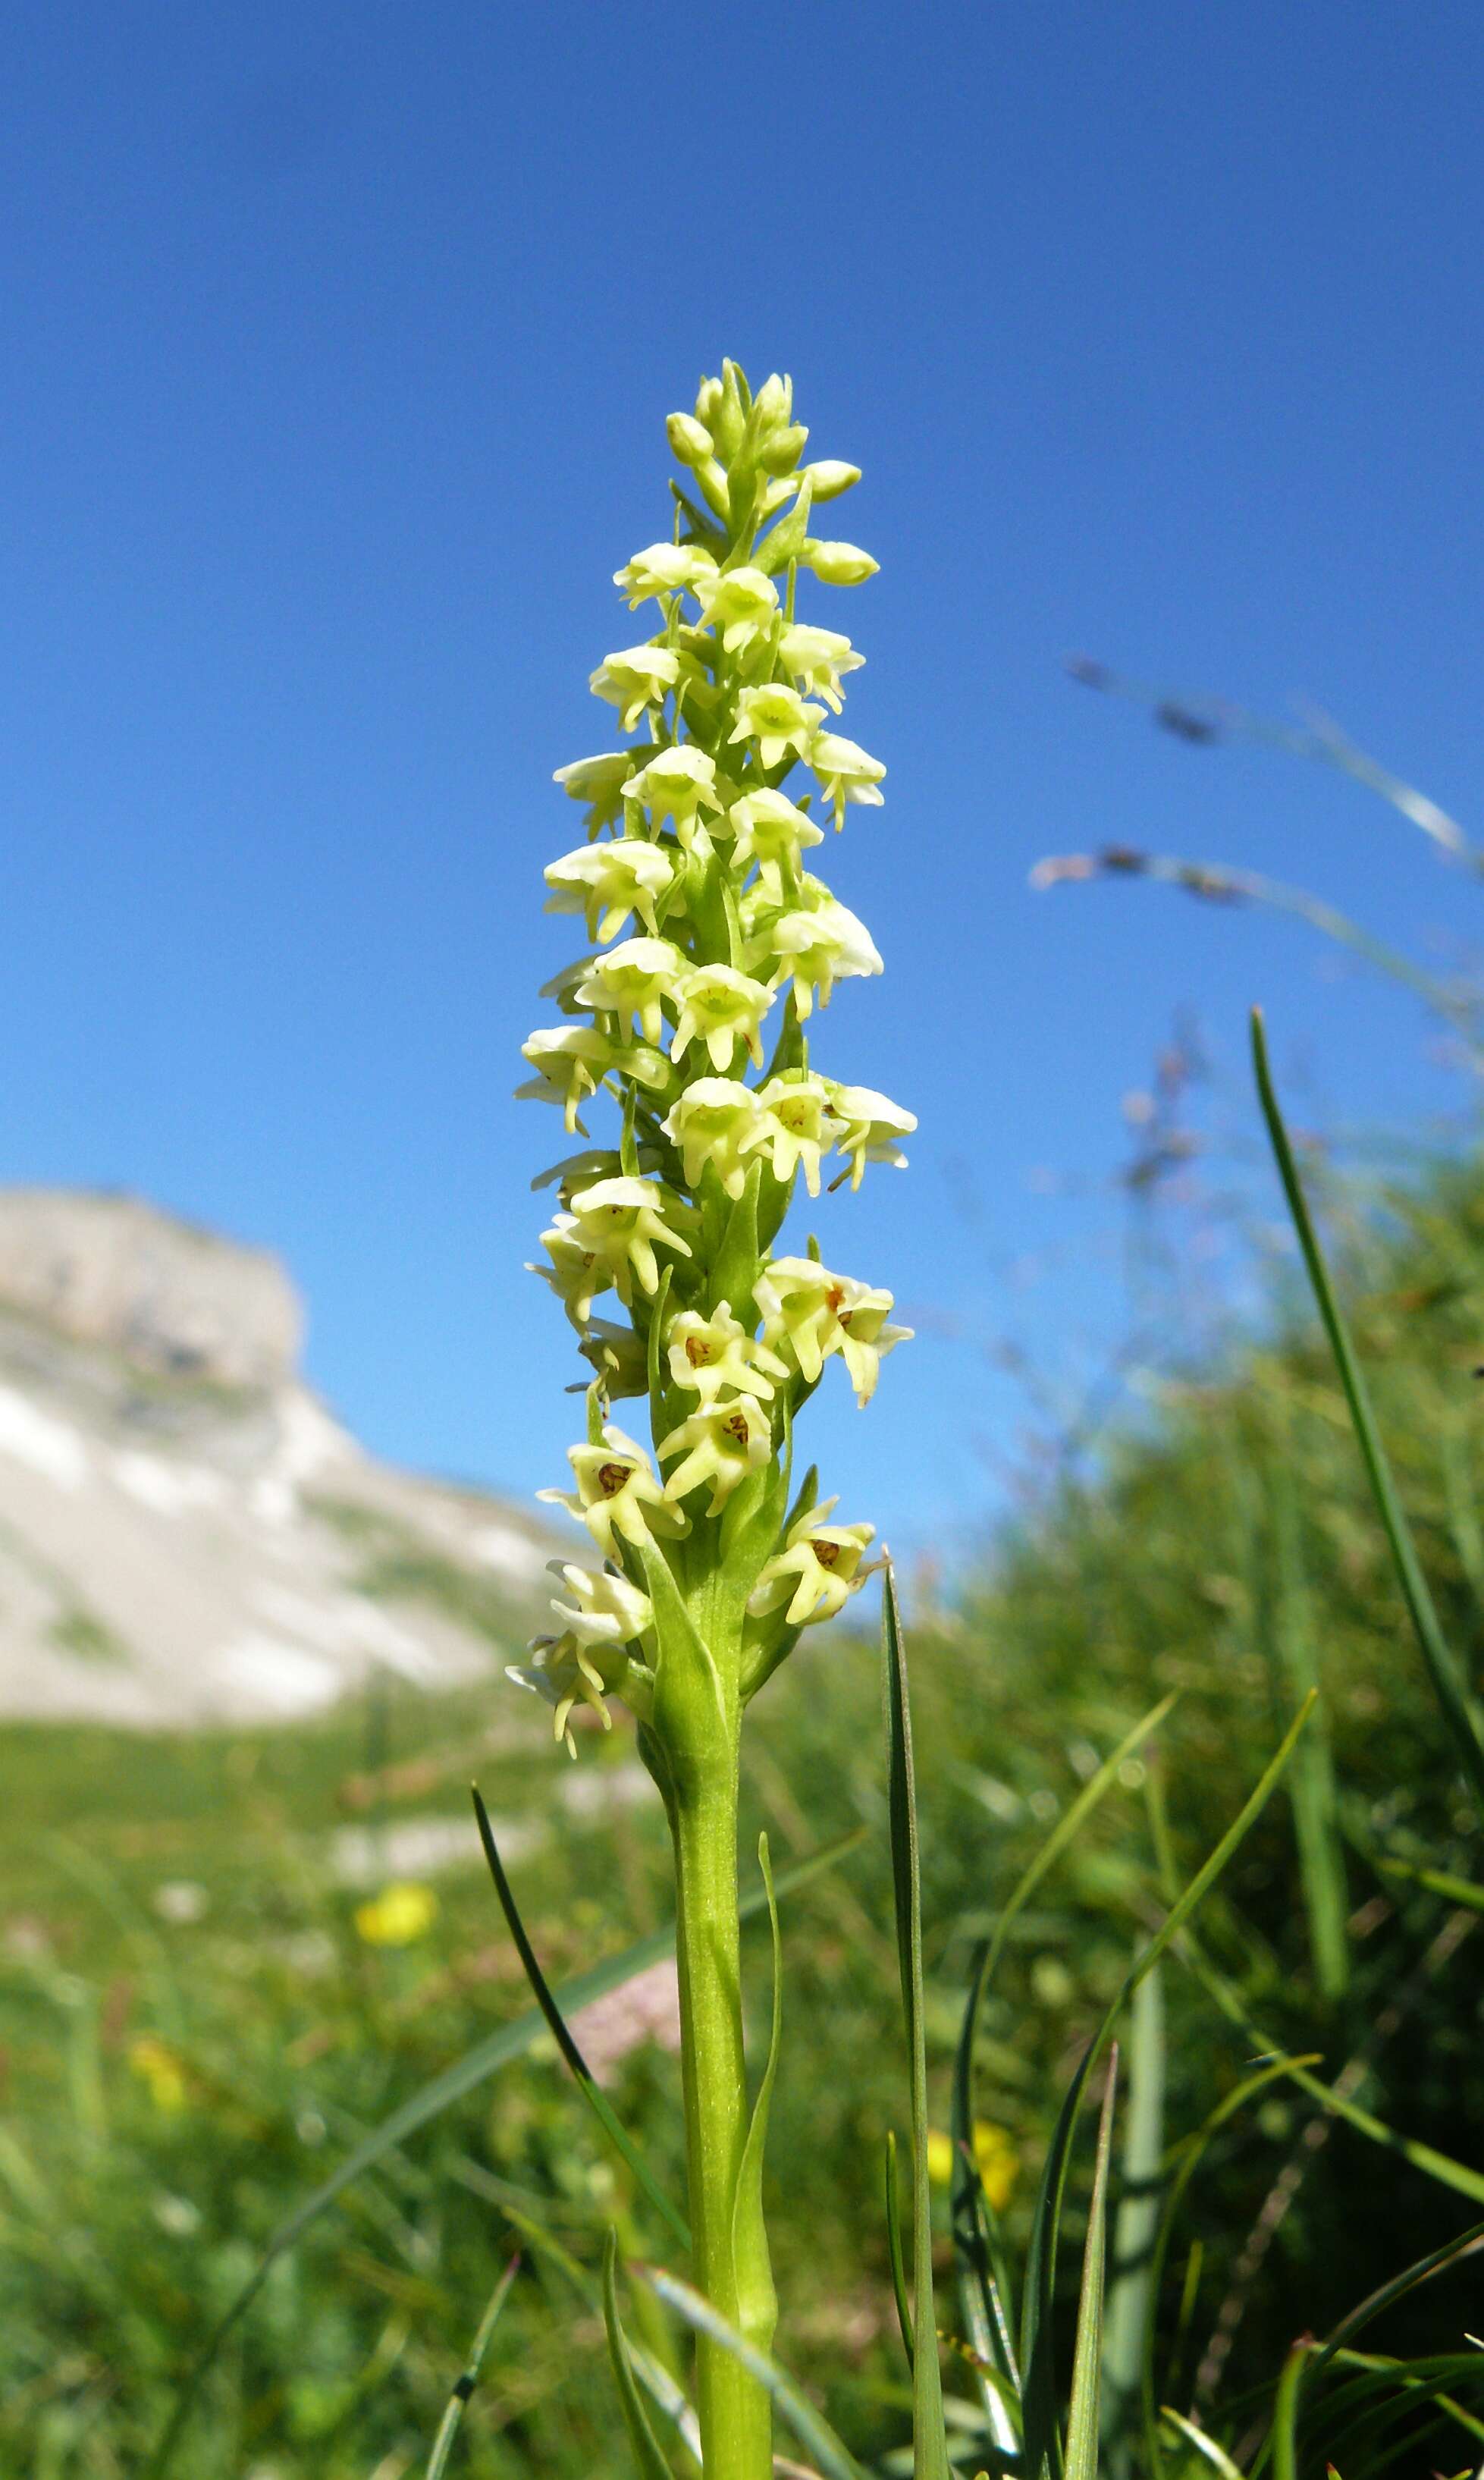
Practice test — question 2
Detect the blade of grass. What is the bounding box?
[602,2229,676,2480]
[1140,2055,1322,2473]
[884,2131,914,2372]
[145,1825,862,2478]
[951,1691,1175,2450]
[1320,2350,1484,2459]
[424,2251,520,2480]
[1268,1459,1349,2000]
[1271,2339,1313,2480]
[1310,2219,1484,2384]
[500,2205,701,2466]
[472,1785,689,2252]
[1178,1933,1484,2210]
[948,2124,1020,2456]
[883,1557,952,2480]
[1379,1858,1484,1913]
[1018,1697,1315,2480]
[639,2264,868,2480]
[1065,2052,1118,2480]
[1158,2406,1246,2480]
[1251,1006,1484,1825]
[1102,1967,1163,2466]
[960,1694,1178,2017]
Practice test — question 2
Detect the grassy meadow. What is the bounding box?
[6,1143,1484,2475]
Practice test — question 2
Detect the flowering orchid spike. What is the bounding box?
[516,356,912,2480]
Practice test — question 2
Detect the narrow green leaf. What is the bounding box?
[884,2131,915,2372]
[143,1827,864,2478]
[424,2252,520,2480]
[729,1833,783,2353]
[472,1787,690,2252]
[882,1557,952,2480]
[1065,2052,1118,2480]
[639,2264,869,2480]
[1251,1005,1484,1825]
[602,2230,676,2480]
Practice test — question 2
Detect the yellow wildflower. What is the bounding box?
[355,1882,438,1948]
[925,2120,1019,2214]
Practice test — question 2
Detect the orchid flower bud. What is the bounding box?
[667,411,714,467]
[802,539,880,586]
[798,459,861,503]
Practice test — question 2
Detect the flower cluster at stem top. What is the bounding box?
[510,359,914,1753]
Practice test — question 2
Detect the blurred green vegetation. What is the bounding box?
[6,1152,1484,2475]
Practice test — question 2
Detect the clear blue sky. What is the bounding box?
[5,2,1482,1555]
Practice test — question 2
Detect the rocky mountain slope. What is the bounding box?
[0,1189,554,1727]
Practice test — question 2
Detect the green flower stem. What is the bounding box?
[654,1618,773,2479]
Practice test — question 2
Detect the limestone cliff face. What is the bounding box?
[0,1189,552,1728]
[0,1189,302,1388]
